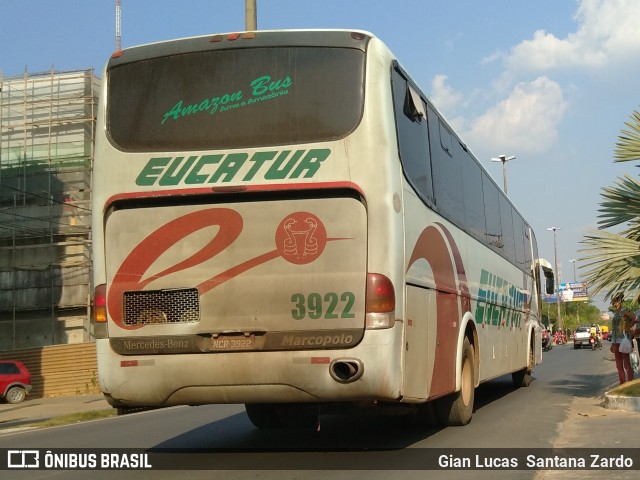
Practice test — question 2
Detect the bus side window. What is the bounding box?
[460,148,485,242]
[500,195,516,263]
[429,106,464,227]
[439,121,453,156]
[392,68,434,206]
[527,227,536,270]
[513,214,527,270]
[482,173,503,251]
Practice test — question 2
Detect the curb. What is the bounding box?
[602,393,640,412]
[603,378,640,413]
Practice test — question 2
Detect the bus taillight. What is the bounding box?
[365,273,395,329]
[210,33,256,43]
[93,284,108,338]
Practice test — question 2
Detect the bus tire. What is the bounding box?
[512,338,535,388]
[435,337,475,426]
[512,367,532,387]
[245,404,283,428]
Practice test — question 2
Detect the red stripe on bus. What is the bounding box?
[407,225,460,398]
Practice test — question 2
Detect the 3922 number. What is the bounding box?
[291,292,356,320]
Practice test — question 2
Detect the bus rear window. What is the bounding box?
[107,47,365,151]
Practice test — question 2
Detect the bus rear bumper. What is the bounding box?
[96,336,403,408]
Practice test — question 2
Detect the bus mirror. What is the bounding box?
[537,258,555,295]
[546,277,554,295]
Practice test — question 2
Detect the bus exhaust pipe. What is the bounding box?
[330,359,364,383]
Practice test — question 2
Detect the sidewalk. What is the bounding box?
[0,393,112,431]
[595,343,640,412]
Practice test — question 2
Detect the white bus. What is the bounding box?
[92,29,549,427]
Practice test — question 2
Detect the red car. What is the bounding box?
[0,360,32,404]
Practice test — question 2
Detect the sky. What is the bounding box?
[3,0,640,310]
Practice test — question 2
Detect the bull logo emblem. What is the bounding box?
[276,212,327,265]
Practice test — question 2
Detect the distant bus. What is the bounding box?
[91,29,547,427]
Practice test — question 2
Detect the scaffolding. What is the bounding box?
[0,67,100,350]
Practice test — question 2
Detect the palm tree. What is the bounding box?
[580,109,640,301]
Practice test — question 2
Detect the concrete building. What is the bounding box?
[0,68,100,350]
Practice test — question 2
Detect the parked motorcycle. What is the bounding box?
[542,329,552,351]
[553,330,566,346]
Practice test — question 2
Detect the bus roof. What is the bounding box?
[108,29,375,68]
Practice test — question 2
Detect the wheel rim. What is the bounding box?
[8,389,24,402]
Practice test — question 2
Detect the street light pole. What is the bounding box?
[491,154,516,194]
[245,0,257,31]
[548,227,562,330]
[569,258,579,324]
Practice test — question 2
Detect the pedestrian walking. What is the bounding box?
[610,293,636,384]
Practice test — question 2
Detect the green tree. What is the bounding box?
[541,300,601,331]
[580,108,640,301]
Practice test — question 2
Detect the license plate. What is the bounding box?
[211,335,255,351]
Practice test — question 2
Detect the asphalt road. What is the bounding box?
[0,342,633,480]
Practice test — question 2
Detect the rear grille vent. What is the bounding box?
[123,288,200,325]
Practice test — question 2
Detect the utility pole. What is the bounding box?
[115,0,122,51]
[245,0,257,31]
[547,226,562,330]
[570,258,579,324]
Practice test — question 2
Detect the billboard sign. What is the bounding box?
[544,282,588,303]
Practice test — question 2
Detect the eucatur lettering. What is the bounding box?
[135,148,331,186]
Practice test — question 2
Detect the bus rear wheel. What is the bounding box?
[435,337,475,426]
[512,338,535,387]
